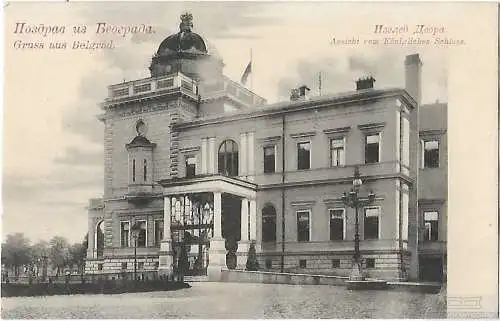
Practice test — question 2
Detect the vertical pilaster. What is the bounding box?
[247,132,255,181]
[208,137,216,174]
[240,133,248,178]
[201,138,208,174]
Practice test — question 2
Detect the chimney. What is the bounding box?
[404,54,422,105]
[298,85,310,99]
[355,76,376,90]
[290,85,311,101]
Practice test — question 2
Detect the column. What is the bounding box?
[247,132,255,181]
[239,133,248,178]
[237,198,250,269]
[241,199,249,241]
[249,199,257,241]
[249,199,261,253]
[208,192,226,281]
[201,138,208,174]
[208,137,216,174]
[158,196,173,279]
[213,192,222,239]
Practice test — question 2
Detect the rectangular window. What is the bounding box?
[154,220,164,247]
[186,156,196,178]
[330,138,345,167]
[132,159,136,182]
[424,140,439,168]
[136,220,147,247]
[364,207,380,239]
[329,209,345,241]
[299,259,307,268]
[297,210,310,242]
[98,263,103,271]
[138,262,144,270]
[365,134,380,164]
[120,221,130,247]
[297,142,311,170]
[332,259,340,268]
[265,259,272,269]
[263,146,276,173]
[366,258,376,268]
[424,211,439,241]
[143,159,147,182]
[121,262,127,270]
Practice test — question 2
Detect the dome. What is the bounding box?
[157,32,208,56]
[149,12,224,78]
[156,12,209,57]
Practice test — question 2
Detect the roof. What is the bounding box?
[125,135,157,149]
[175,87,417,130]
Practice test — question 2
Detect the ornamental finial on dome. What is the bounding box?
[179,12,193,32]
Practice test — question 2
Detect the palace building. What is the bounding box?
[84,13,447,282]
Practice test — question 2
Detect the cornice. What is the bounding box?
[179,146,200,153]
[358,122,386,131]
[419,129,447,137]
[290,200,316,208]
[289,131,316,139]
[323,126,351,136]
[258,135,282,144]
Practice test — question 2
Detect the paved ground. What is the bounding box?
[1,282,446,319]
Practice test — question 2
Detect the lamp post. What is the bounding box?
[131,222,141,282]
[342,167,376,281]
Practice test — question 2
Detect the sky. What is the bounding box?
[2,1,454,244]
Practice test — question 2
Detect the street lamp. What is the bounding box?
[131,222,142,282]
[342,167,376,281]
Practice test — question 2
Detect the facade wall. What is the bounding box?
[88,50,446,282]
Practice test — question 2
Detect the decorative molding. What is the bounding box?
[289,131,316,139]
[418,199,445,205]
[290,200,316,208]
[358,122,386,131]
[179,146,200,154]
[323,126,351,136]
[257,135,281,144]
[323,198,344,206]
[419,129,446,137]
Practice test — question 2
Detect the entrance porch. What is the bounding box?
[158,175,258,281]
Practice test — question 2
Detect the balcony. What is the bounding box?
[104,72,198,106]
[104,72,266,108]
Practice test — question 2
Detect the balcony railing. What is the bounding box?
[105,72,266,107]
[106,72,198,104]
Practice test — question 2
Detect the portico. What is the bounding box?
[158,175,257,280]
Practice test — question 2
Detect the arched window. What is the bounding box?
[262,204,277,242]
[218,140,239,177]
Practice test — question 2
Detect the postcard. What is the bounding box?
[1,1,498,319]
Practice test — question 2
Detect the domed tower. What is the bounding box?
[149,12,224,81]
